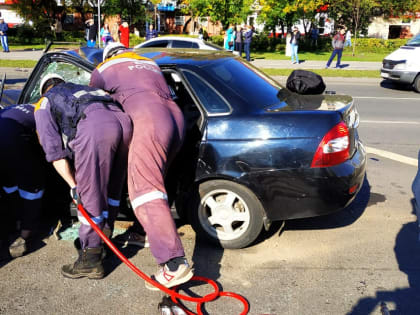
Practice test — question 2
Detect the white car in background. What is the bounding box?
[381,33,420,93]
[135,36,223,50]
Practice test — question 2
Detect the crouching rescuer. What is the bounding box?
[0,104,47,258]
[34,74,132,279]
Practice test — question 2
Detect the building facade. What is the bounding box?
[0,0,24,26]
[368,14,420,39]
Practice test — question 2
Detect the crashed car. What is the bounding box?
[0,47,366,249]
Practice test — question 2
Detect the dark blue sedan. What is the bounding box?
[2,47,366,249]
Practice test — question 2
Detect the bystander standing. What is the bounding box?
[285,31,291,57]
[86,19,97,48]
[290,26,300,64]
[310,26,319,48]
[234,25,243,57]
[119,21,130,48]
[225,25,235,51]
[0,17,10,53]
[146,24,158,41]
[100,23,113,46]
[244,25,253,62]
[345,29,352,47]
[53,17,63,41]
[325,28,346,69]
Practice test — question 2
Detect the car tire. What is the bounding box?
[189,180,264,249]
[413,74,420,93]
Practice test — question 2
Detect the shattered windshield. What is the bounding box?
[29,61,91,103]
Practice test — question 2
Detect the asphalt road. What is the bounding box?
[1,76,420,314]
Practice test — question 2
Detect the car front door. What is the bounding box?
[18,53,94,105]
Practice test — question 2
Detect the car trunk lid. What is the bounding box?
[265,91,359,160]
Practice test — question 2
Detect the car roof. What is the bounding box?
[142,36,204,43]
[64,47,235,67]
[135,36,221,50]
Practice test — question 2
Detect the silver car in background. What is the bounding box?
[134,36,223,50]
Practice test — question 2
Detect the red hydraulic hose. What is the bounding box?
[77,203,249,314]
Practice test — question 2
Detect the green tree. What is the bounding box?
[380,0,420,17]
[68,0,90,23]
[258,0,326,37]
[257,0,289,36]
[179,0,210,33]
[12,0,58,38]
[102,0,146,26]
[206,0,254,30]
[327,0,380,55]
[284,0,326,35]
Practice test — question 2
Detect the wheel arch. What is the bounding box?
[193,173,268,217]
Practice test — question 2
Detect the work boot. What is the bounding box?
[61,247,104,279]
[9,237,27,258]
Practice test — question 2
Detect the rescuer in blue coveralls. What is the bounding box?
[0,104,46,259]
[34,74,132,279]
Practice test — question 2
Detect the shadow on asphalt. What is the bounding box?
[103,245,144,277]
[5,78,27,85]
[380,79,414,92]
[347,199,420,314]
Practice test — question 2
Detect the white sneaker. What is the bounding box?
[145,260,194,291]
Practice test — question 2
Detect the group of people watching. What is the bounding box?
[284,25,352,68]
[86,18,130,48]
[224,24,254,61]
[0,42,193,290]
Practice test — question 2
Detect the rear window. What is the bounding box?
[172,40,194,48]
[201,58,283,108]
[183,70,230,114]
[141,40,168,48]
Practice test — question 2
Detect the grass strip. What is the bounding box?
[253,50,387,62]
[0,59,37,68]
[262,68,380,78]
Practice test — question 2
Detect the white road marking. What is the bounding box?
[366,146,418,167]
[354,96,420,100]
[361,120,420,125]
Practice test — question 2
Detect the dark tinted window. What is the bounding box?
[141,40,168,48]
[183,71,230,114]
[202,59,283,108]
[192,42,199,48]
[172,40,194,48]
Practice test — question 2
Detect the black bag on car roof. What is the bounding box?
[286,70,326,95]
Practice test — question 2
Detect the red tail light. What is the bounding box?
[311,121,350,168]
